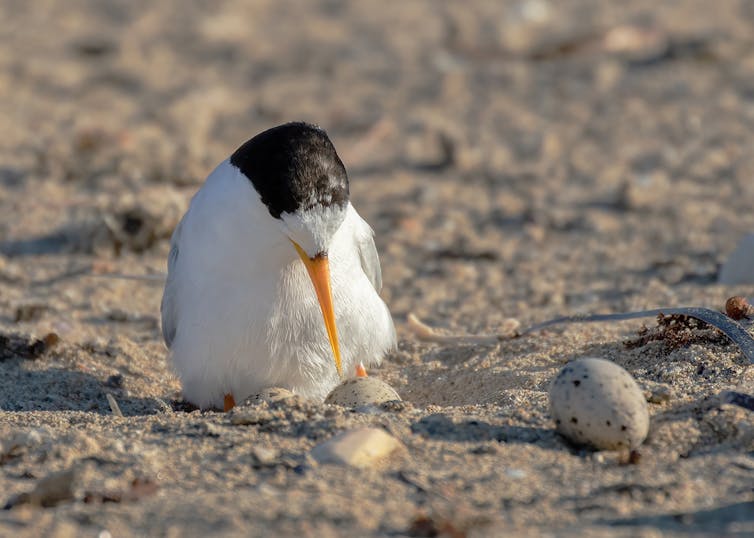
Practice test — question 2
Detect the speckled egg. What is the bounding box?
[325,377,401,407]
[548,357,649,450]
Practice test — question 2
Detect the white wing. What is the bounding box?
[160,218,184,348]
[354,217,383,292]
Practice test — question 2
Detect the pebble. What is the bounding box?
[310,427,404,468]
[352,404,384,415]
[725,296,752,320]
[229,408,274,426]
[646,385,673,404]
[504,468,527,479]
[325,377,401,408]
[198,421,222,437]
[250,446,279,467]
[549,358,650,450]
[243,387,295,405]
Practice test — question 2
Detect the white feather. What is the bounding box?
[161,160,396,409]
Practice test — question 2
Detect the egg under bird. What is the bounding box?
[161,122,396,410]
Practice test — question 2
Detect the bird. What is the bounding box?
[160,122,396,410]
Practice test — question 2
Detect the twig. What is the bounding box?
[106,393,124,417]
[407,313,518,345]
[407,307,754,364]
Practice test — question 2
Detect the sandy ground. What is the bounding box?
[1,0,754,536]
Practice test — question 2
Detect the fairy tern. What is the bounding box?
[161,122,396,410]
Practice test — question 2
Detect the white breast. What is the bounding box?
[161,161,396,409]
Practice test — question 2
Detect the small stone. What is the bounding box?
[353,404,383,415]
[230,408,274,426]
[646,385,673,404]
[325,377,401,408]
[500,318,521,335]
[504,468,527,479]
[602,24,668,62]
[230,413,256,426]
[243,387,295,405]
[310,427,404,468]
[725,296,752,320]
[198,422,222,437]
[627,450,642,465]
[250,446,279,467]
[42,333,60,349]
[469,444,498,455]
[379,400,413,413]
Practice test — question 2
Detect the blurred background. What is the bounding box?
[2,0,754,327]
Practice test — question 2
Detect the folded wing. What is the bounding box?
[160,219,184,348]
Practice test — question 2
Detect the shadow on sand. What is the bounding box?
[410,412,562,448]
[0,361,163,416]
[604,501,754,534]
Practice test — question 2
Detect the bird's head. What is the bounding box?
[230,122,349,377]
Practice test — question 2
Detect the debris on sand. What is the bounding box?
[624,313,727,352]
[410,306,754,364]
[0,332,59,361]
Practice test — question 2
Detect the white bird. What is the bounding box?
[161,122,396,410]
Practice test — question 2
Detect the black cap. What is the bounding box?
[230,122,349,219]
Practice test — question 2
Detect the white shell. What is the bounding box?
[548,357,649,450]
[325,377,401,407]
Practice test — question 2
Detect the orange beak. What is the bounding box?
[292,241,343,378]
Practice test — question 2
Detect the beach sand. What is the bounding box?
[1,1,753,536]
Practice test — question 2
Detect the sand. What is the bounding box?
[1,1,753,536]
